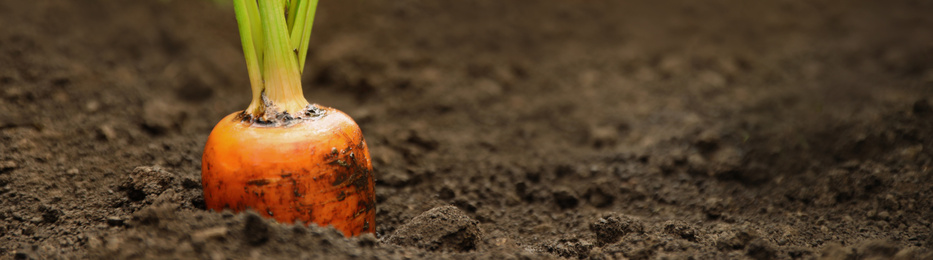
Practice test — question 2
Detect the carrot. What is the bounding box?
[201,0,375,236]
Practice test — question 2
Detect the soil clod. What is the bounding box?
[120,166,176,202]
[590,213,645,246]
[714,226,757,251]
[242,213,271,246]
[38,206,62,224]
[386,206,482,252]
[662,220,698,242]
[545,238,595,259]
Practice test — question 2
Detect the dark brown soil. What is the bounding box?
[1,0,932,259]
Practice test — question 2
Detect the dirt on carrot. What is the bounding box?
[1,0,932,259]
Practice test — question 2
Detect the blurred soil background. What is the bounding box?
[1,0,932,259]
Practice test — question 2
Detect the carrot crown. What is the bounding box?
[234,0,319,120]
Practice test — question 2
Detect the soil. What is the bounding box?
[1,0,932,259]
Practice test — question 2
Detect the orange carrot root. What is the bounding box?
[202,105,375,236]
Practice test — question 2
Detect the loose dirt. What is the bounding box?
[1,0,932,259]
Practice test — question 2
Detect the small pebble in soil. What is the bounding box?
[385,205,482,252]
[590,213,645,246]
[97,125,118,141]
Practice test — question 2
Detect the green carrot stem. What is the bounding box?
[233,0,264,115]
[233,0,320,118]
[258,0,308,115]
[287,0,301,32]
[295,0,318,72]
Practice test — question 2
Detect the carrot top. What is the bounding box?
[233,0,320,122]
